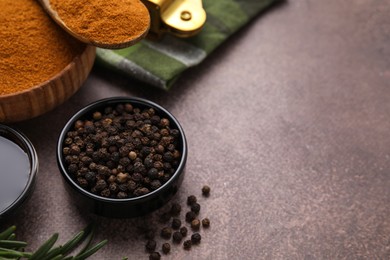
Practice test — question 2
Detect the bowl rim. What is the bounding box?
[0,124,38,217]
[57,96,187,203]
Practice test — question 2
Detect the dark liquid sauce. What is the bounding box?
[0,136,30,213]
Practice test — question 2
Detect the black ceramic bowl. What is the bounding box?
[0,124,38,221]
[57,97,187,218]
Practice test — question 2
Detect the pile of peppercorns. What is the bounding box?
[145,185,211,259]
[62,103,182,199]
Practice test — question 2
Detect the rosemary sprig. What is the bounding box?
[0,224,107,260]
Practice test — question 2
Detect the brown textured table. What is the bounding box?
[2,0,390,259]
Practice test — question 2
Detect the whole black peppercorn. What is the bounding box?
[109,183,119,193]
[150,180,161,190]
[161,227,172,239]
[191,233,201,245]
[85,171,96,183]
[128,151,137,160]
[180,226,188,237]
[64,137,73,146]
[149,252,161,260]
[144,157,154,168]
[163,152,174,162]
[202,185,211,197]
[63,147,71,155]
[127,180,137,192]
[145,240,157,253]
[151,115,160,125]
[67,164,78,174]
[119,157,131,167]
[108,175,116,183]
[163,162,172,171]
[117,172,129,183]
[147,168,158,179]
[100,188,110,197]
[191,203,201,214]
[183,240,192,250]
[191,219,200,231]
[77,177,88,188]
[117,191,128,199]
[160,129,170,137]
[172,231,183,244]
[172,150,181,159]
[134,187,150,196]
[124,103,133,112]
[153,161,164,170]
[141,146,152,156]
[187,195,197,205]
[162,173,171,183]
[94,179,107,191]
[185,211,197,223]
[143,177,151,186]
[160,118,170,127]
[131,172,143,182]
[162,243,170,254]
[93,111,102,120]
[118,184,128,192]
[202,218,210,228]
[171,129,180,137]
[171,218,181,230]
[133,161,145,173]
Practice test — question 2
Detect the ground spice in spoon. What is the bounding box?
[0,0,85,96]
[49,0,150,47]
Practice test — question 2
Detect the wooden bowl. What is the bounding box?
[0,45,96,123]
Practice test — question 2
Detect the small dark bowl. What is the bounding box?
[57,97,187,218]
[0,124,38,221]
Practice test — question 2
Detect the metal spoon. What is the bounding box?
[37,0,150,49]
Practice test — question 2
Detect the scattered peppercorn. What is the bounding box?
[187,195,197,205]
[191,233,201,245]
[172,231,183,244]
[171,218,181,230]
[180,226,188,237]
[145,240,157,253]
[202,218,210,228]
[191,219,200,231]
[62,103,182,199]
[149,252,161,260]
[190,203,201,214]
[161,227,172,239]
[185,211,197,223]
[183,240,192,250]
[162,243,171,254]
[202,185,211,197]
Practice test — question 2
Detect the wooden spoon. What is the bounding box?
[38,0,150,49]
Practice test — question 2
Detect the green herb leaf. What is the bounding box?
[0,247,28,258]
[29,233,59,260]
[0,240,27,249]
[0,226,16,240]
[50,254,64,260]
[73,240,108,260]
[74,224,94,257]
[0,225,106,260]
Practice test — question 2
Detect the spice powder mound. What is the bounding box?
[0,0,85,96]
[50,0,150,45]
